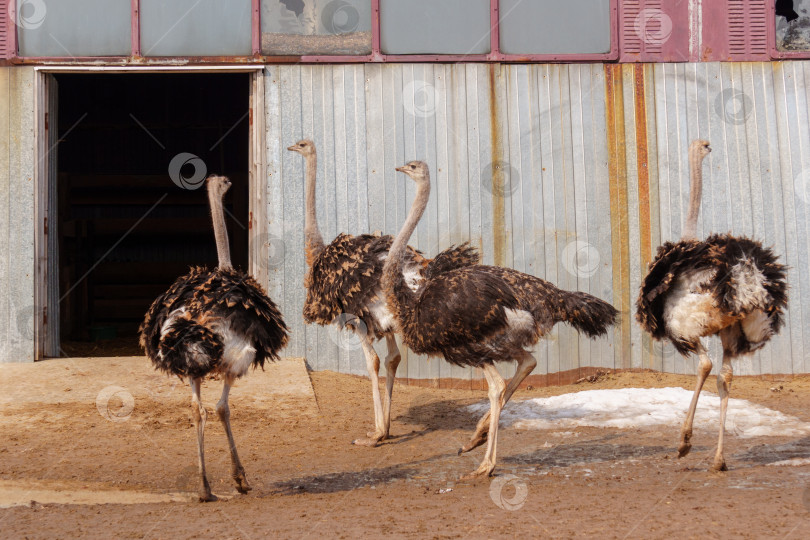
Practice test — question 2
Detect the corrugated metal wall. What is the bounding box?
[265,61,810,381]
[0,66,36,362]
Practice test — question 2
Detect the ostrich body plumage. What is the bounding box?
[140,265,288,380]
[384,161,618,478]
[637,234,787,357]
[288,139,479,446]
[636,139,789,472]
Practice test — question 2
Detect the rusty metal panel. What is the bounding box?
[265,63,617,381]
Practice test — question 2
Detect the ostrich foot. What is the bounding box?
[199,492,218,502]
[677,432,692,458]
[352,432,383,447]
[233,469,252,494]
[460,461,495,481]
[711,457,728,472]
[458,431,488,455]
[367,430,389,440]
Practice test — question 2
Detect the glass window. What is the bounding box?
[499,0,611,55]
[261,0,372,55]
[379,0,490,55]
[16,0,131,57]
[140,0,252,56]
[776,0,810,51]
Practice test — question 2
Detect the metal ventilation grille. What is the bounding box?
[620,0,687,62]
[728,0,768,59]
[0,0,11,59]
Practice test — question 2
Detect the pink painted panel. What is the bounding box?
[0,0,15,60]
[619,0,689,62]
[702,0,769,61]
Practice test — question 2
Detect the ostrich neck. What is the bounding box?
[208,187,232,270]
[304,151,325,261]
[382,178,431,307]
[682,149,705,240]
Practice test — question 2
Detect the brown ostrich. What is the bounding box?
[384,161,618,478]
[140,176,288,501]
[637,140,788,471]
[287,140,478,446]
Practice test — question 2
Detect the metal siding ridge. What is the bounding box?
[604,63,632,370]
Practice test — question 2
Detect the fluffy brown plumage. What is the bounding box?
[140,265,288,378]
[635,139,789,473]
[138,176,288,502]
[637,234,787,356]
[289,140,479,446]
[384,161,617,478]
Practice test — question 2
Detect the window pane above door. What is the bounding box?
[17,0,131,57]
[140,0,252,56]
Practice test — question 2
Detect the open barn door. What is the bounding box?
[34,71,60,359]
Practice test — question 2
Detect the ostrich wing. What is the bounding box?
[424,242,480,281]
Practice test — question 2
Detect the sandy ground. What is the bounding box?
[2,357,810,539]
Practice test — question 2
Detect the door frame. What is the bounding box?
[32,65,267,359]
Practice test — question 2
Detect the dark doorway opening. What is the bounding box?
[55,73,250,356]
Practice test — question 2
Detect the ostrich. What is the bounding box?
[140,175,289,501]
[636,140,788,471]
[287,140,478,446]
[384,161,618,478]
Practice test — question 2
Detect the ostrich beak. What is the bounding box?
[395,166,406,172]
[286,145,296,151]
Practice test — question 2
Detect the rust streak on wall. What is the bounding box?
[604,64,632,369]
[633,64,652,270]
[488,64,506,268]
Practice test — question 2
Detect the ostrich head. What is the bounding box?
[690,139,711,160]
[207,175,232,199]
[395,161,430,185]
[287,139,316,156]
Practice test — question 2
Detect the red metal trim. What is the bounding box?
[371,0,381,61]
[488,0,500,60]
[13,0,621,64]
[131,0,141,57]
[252,0,260,56]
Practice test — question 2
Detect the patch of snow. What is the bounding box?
[766,458,810,467]
[467,387,810,438]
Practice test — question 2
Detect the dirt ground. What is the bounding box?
[2,357,810,539]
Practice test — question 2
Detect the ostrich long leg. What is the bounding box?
[190,378,216,502]
[382,334,402,438]
[353,334,386,446]
[216,381,252,493]
[678,342,713,458]
[462,363,506,479]
[712,353,733,471]
[459,350,536,455]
